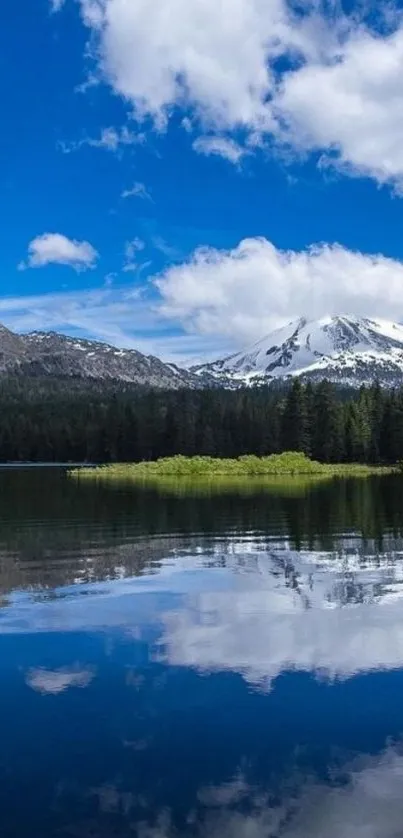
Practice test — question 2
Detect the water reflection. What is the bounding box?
[159,551,403,686]
[0,468,403,592]
[1,469,403,836]
[133,746,403,838]
[26,665,96,695]
[4,546,403,684]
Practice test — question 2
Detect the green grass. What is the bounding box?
[71,452,395,484]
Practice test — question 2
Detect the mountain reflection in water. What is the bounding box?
[0,469,403,836]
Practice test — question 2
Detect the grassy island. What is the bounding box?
[71,452,396,483]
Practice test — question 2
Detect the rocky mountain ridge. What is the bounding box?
[0,326,201,389]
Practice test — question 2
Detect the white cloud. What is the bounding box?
[75,72,99,94]
[60,126,143,154]
[278,25,403,188]
[77,0,315,130]
[8,234,403,363]
[155,237,403,346]
[123,237,145,272]
[125,237,145,257]
[152,236,181,261]
[121,181,152,200]
[181,116,194,133]
[26,665,94,694]
[74,0,403,187]
[19,233,98,272]
[0,285,219,363]
[89,126,144,150]
[89,126,138,151]
[0,286,158,350]
[104,271,117,287]
[192,136,247,164]
[50,0,65,11]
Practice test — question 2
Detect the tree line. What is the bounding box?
[0,376,403,464]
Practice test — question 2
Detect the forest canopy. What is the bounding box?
[0,376,403,464]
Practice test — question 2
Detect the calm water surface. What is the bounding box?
[2,469,403,836]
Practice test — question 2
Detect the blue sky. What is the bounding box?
[3,0,403,363]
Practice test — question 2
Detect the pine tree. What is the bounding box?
[368,381,384,463]
[345,403,362,462]
[281,380,310,453]
[311,381,343,462]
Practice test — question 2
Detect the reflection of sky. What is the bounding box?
[281,747,403,838]
[160,549,403,687]
[26,665,95,694]
[133,746,403,837]
[3,541,403,688]
[2,539,403,835]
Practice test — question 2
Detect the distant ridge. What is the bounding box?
[0,326,203,389]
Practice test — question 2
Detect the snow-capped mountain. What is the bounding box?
[2,316,403,390]
[193,315,403,387]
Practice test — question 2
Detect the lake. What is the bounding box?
[2,468,403,837]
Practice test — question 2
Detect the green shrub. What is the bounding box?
[71,452,395,483]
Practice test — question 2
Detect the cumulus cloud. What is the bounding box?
[77,0,286,129]
[19,233,98,272]
[192,136,247,164]
[72,0,403,188]
[155,237,403,346]
[121,181,152,200]
[278,25,403,188]
[26,665,95,695]
[10,235,403,361]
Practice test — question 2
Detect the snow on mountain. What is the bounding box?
[0,327,206,389]
[193,315,403,387]
[2,315,403,390]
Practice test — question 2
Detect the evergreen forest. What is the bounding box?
[1,376,403,464]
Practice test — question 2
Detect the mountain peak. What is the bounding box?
[194,314,403,387]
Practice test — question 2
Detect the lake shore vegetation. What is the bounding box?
[72,452,395,484]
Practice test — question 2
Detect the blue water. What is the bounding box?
[1,470,403,836]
